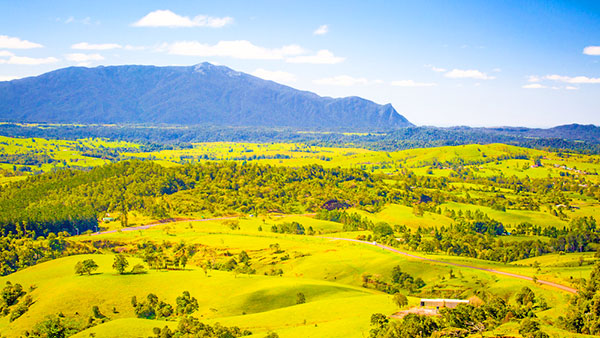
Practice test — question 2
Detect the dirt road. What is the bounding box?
[327,237,578,294]
[91,215,577,294]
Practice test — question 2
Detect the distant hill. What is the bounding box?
[486,124,600,144]
[0,63,412,130]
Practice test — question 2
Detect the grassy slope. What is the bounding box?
[1,217,583,337]
[0,140,598,337]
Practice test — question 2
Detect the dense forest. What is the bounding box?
[0,160,388,237]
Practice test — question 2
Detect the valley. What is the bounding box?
[0,136,599,337]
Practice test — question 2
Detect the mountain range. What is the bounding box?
[0,63,412,130]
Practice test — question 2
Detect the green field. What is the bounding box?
[1,216,591,337]
[0,136,599,337]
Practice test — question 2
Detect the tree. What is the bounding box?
[112,254,129,274]
[296,292,306,304]
[92,305,105,319]
[176,291,199,315]
[31,315,67,338]
[393,293,408,308]
[2,281,25,306]
[519,318,549,338]
[131,263,146,274]
[515,286,536,306]
[373,222,394,237]
[74,259,99,275]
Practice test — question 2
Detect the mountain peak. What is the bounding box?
[0,64,412,130]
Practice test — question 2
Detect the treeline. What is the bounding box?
[319,207,600,263]
[0,153,55,166]
[316,209,374,231]
[404,219,598,262]
[1,123,599,154]
[0,160,390,238]
[0,234,97,276]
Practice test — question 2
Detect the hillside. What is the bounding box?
[0,140,599,337]
[486,124,600,144]
[0,63,412,130]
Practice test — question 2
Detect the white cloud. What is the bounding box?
[390,80,437,87]
[65,53,104,63]
[0,75,21,81]
[251,68,296,83]
[0,51,14,57]
[0,55,58,65]
[314,75,371,86]
[132,10,233,28]
[527,75,541,82]
[425,64,446,72]
[72,42,122,50]
[545,74,600,84]
[167,40,304,60]
[286,50,345,64]
[565,86,578,90]
[61,16,93,25]
[0,35,43,49]
[522,83,546,89]
[583,46,600,56]
[445,69,495,80]
[313,25,329,35]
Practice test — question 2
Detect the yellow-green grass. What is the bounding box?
[2,136,599,183]
[420,251,591,289]
[349,204,454,230]
[86,218,577,299]
[0,135,140,173]
[0,175,26,185]
[84,215,587,294]
[0,253,386,337]
[442,201,567,229]
[2,215,585,337]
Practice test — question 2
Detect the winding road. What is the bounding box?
[326,237,578,294]
[91,214,578,294]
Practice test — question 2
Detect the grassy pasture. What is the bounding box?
[1,137,599,337]
[0,209,592,337]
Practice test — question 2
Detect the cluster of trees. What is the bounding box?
[178,153,291,162]
[131,291,199,320]
[0,233,95,276]
[212,250,256,275]
[316,209,373,231]
[25,304,114,338]
[362,265,425,294]
[0,281,33,322]
[0,153,55,165]
[74,255,146,276]
[139,241,197,270]
[152,316,252,338]
[0,160,388,238]
[270,222,310,235]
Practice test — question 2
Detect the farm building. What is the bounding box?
[420,298,469,309]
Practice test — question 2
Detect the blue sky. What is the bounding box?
[0,0,598,127]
